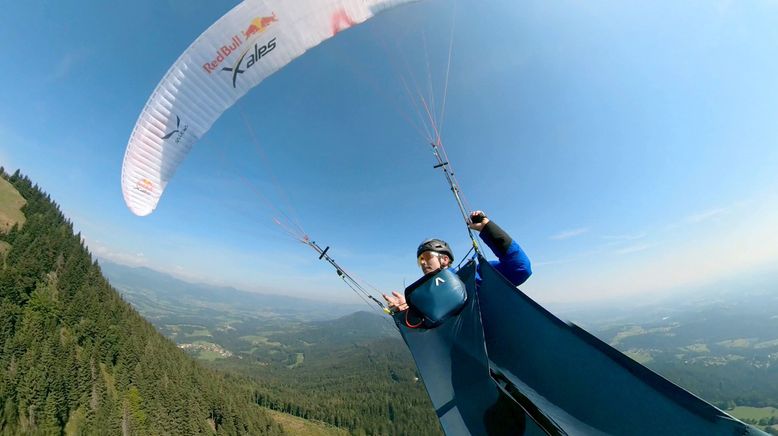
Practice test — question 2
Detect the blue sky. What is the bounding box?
[2,0,778,306]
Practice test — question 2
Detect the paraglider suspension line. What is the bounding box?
[430,142,482,257]
[305,240,387,313]
[456,245,476,270]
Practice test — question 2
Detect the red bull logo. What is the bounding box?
[243,13,278,39]
[203,13,278,74]
[135,178,154,195]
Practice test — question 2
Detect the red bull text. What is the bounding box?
[203,35,243,74]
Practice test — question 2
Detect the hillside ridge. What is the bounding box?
[0,168,283,435]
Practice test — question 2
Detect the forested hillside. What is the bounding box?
[223,313,443,435]
[0,168,282,435]
[104,260,445,435]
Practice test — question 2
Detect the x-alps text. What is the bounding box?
[221,38,276,88]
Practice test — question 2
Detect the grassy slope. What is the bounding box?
[0,177,26,256]
[0,176,26,230]
[728,406,778,432]
[728,406,778,420]
[264,409,348,436]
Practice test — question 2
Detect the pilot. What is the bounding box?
[383,211,531,312]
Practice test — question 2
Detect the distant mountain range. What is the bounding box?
[556,268,778,328]
[100,260,368,322]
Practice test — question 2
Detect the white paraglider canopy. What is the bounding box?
[121,0,415,216]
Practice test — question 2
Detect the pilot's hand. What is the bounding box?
[382,291,409,312]
[468,210,490,232]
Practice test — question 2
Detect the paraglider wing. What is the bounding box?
[121,0,415,216]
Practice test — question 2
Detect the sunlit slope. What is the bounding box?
[0,175,25,229]
[0,169,282,435]
[0,175,26,257]
[263,409,348,436]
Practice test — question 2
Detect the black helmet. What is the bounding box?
[417,238,454,263]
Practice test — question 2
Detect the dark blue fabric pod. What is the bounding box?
[405,268,467,327]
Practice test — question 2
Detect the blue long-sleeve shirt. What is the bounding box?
[476,221,532,287]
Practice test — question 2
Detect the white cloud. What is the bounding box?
[684,207,727,224]
[90,242,148,267]
[614,242,656,255]
[663,206,729,231]
[550,227,589,240]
